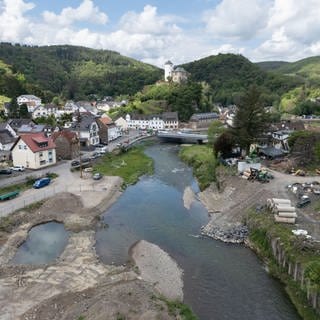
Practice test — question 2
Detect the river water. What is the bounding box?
[96,144,300,320]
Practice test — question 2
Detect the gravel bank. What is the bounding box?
[130,240,184,301]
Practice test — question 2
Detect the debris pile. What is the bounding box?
[267,198,297,224]
[241,167,274,183]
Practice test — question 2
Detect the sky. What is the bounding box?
[1,0,320,67]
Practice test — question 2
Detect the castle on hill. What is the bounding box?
[164,61,189,84]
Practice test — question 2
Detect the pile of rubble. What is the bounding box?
[201,225,249,244]
[267,198,297,224]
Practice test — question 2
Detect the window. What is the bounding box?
[19,145,22,149]
[40,160,46,165]
[24,145,27,150]
[39,152,43,157]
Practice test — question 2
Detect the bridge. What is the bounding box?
[157,131,208,144]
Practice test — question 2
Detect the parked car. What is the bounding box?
[95,146,108,154]
[33,177,51,189]
[71,160,80,167]
[90,152,101,159]
[11,165,25,172]
[297,198,311,208]
[93,172,102,180]
[0,168,12,174]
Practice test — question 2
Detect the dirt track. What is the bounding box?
[199,168,320,240]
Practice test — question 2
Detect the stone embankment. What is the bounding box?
[198,175,273,244]
[201,224,249,244]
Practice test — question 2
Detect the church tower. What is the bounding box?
[164,60,174,81]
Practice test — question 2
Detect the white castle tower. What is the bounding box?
[164,60,174,81]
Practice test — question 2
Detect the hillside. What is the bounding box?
[0,60,26,106]
[255,61,289,71]
[256,56,320,113]
[0,43,162,101]
[181,54,301,105]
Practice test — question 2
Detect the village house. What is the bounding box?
[32,104,58,119]
[52,130,79,160]
[70,113,99,147]
[97,115,122,144]
[189,112,219,129]
[11,133,56,169]
[115,116,129,132]
[125,114,165,131]
[17,95,42,113]
[162,112,179,130]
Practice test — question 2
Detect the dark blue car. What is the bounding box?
[33,177,51,189]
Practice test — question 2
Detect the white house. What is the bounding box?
[32,104,58,119]
[11,133,56,169]
[115,116,129,132]
[17,95,42,113]
[126,114,164,130]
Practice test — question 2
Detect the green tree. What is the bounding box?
[207,120,226,146]
[213,131,236,158]
[232,86,269,155]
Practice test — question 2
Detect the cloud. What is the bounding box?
[0,0,34,41]
[253,0,320,61]
[42,0,108,26]
[204,0,271,40]
[119,5,181,35]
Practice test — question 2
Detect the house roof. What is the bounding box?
[16,133,55,153]
[52,130,78,142]
[164,60,173,65]
[0,130,16,145]
[98,116,113,125]
[18,124,46,133]
[8,119,35,131]
[71,113,97,132]
[173,67,186,73]
[18,95,41,100]
[190,113,219,121]
[162,112,178,121]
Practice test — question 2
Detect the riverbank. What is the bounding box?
[0,173,188,319]
[246,211,320,320]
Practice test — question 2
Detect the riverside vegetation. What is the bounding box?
[93,146,153,186]
[179,145,217,191]
[246,211,320,320]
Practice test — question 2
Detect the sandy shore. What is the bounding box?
[130,240,184,301]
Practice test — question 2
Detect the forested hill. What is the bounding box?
[255,61,289,71]
[181,54,302,105]
[0,43,162,101]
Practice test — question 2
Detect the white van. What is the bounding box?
[95,146,108,154]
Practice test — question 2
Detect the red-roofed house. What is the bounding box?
[97,115,121,144]
[11,133,56,169]
[52,130,79,160]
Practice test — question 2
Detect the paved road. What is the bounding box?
[0,130,150,217]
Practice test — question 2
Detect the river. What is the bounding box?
[96,143,300,320]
